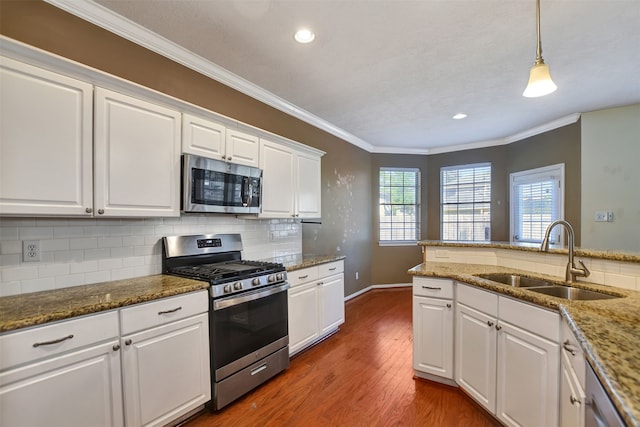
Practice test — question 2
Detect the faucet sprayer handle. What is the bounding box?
[577,260,590,277]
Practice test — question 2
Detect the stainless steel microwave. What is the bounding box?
[182,154,262,214]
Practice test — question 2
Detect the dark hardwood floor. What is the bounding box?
[185,287,499,427]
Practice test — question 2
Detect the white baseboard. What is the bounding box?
[345,283,411,301]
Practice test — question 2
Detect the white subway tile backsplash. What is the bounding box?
[603,273,637,290]
[0,216,302,295]
[21,277,55,293]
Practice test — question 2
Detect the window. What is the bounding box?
[510,164,564,244]
[379,168,420,243]
[441,163,491,241]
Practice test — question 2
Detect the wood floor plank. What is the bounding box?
[184,288,500,427]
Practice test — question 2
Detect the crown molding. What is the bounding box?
[44,0,375,153]
[40,1,581,156]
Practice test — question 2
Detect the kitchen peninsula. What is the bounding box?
[409,240,640,427]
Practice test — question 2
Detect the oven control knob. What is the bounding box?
[276,273,284,281]
[252,278,261,286]
[223,284,232,293]
[234,282,243,290]
[268,275,275,283]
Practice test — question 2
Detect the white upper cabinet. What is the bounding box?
[260,138,322,219]
[225,129,259,168]
[94,88,181,217]
[0,56,94,216]
[182,113,259,168]
[182,113,226,160]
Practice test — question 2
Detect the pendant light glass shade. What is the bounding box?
[523,62,557,97]
[523,0,557,97]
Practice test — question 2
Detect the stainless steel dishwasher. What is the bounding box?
[585,362,625,427]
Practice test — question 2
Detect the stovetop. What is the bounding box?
[168,260,285,283]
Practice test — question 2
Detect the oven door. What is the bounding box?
[211,282,289,381]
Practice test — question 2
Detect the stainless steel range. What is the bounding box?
[162,234,289,410]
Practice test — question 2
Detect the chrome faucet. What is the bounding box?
[540,220,590,283]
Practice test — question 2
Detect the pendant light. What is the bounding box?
[523,0,557,97]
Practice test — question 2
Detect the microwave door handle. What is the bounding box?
[241,176,249,207]
[246,181,253,207]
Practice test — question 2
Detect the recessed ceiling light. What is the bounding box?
[452,113,467,120]
[294,29,315,44]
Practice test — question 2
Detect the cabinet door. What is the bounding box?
[295,151,322,218]
[260,139,295,218]
[0,340,123,427]
[182,113,225,160]
[226,129,259,167]
[455,302,497,412]
[413,296,454,379]
[319,273,345,335]
[121,313,210,427]
[496,321,560,427]
[288,282,319,355]
[94,88,181,217]
[0,56,93,216]
[560,358,585,427]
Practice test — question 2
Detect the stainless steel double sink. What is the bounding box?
[476,273,621,301]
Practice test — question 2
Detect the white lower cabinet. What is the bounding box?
[454,283,560,427]
[559,318,586,427]
[0,290,210,427]
[288,261,344,356]
[0,311,123,427]
[412,277,454,380]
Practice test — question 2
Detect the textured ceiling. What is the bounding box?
[92,0,640,152]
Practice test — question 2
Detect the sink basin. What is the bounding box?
[476,273,554,288]
[529,286,620,301]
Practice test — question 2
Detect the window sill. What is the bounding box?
[378,241,418,247]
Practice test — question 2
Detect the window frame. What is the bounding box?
[509,163,565,245]
[440,162,492,242]
[378,167,421,246]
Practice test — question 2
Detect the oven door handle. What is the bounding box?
[213,282,290,311]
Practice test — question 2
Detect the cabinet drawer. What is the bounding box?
[412,277,454,299]
[456,283,497,314]
[499,296,559,341]
[0,311,119,370]
[120,290,208,335]
[561,318,586,388]
[318,261,344,277]
[288,266,319,288]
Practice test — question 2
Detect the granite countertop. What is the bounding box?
[418,240,640,263]
[409,262,640,427]
[0,275,208,333]
[266,254,346,271]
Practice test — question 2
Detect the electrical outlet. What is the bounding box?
[355,272,359,280]
[23,240,41,262]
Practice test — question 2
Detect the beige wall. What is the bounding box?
[581,104,640,252]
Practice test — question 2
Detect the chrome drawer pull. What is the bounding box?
[33,334,74,347]
[487,321,494,327]
[570,395,581,406]
[158,306,182,315]
[446,303,452,308]
[251,364,268,376]
[563,340,577,356]
[328,267,337,271]
[422,286,442,290]
[298,275,309,279]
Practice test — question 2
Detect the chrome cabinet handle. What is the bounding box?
[222,155,226,160]
[227,156,232,161]
[563,340,577,356]
[487,321,494,327]
[422,286,442,290]
[113,344,121,351]
[98,209,104,215]
[299,274,309,279]
[446,303,452,308]
[570,395,581,405]
[317,282,324,285]
[495,325,502,331]
[125,339,132,346]
[85,207,93,214]
[158,306,182,315]
[329,267,337,271]
[33,334,74,347]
